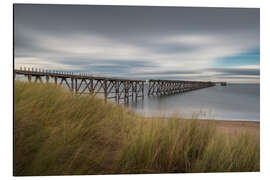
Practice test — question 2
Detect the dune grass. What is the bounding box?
[14,81,260,176]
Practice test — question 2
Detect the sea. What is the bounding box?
[15,75,260,121]
[128,83,260,122]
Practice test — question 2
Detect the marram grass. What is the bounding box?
[14,81,260,176]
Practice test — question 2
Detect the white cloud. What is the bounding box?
[15,57,83,70]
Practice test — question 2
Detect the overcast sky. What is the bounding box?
[14,4,260,83]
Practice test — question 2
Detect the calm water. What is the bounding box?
[15,75,259,121]
[128,84,260,121]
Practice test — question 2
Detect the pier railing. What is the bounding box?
[14,67,220,103]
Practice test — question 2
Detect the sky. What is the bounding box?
[14,4,260,83]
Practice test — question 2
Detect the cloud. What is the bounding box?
[14,5,260,83]
[207,67,260,76]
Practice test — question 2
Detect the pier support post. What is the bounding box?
[71,78,74,93]
[54,77,57,84]
[90,79,94,95]
[104,80,107,103]
[27,75,32,82]
[46,76,49,83]
[75,78,78,94]
[142,81,144,100]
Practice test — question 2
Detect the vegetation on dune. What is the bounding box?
[14,81,260,176]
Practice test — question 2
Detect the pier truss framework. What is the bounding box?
[14,68,145,104]
[14,67,220,103]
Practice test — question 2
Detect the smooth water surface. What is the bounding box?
[128,84,260,121]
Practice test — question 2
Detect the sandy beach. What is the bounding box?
[146,117,260,136]
[206,120,260,136]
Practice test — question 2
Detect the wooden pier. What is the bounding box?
[14,67,219,103]
[14,68,145,104]
[147,80,215,96]
[220,82,227,86]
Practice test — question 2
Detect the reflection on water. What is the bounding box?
[127,84,260,121]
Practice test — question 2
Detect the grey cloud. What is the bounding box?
[14,5,259,56]
[208,68,260,76]
[53,58,160,76]
[14,5,259,37]
[148,42,200,54]
[86,61,159,75]
[133,70,199,76]
[14,29,67,58]
[133,74,214,81]
[57,58,159,68]
[216,76,259,80]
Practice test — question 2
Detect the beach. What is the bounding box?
[208,120,259,136]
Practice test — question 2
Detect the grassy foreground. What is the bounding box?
[14,81,260,176]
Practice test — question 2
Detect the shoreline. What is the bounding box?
[144,117,260,135]
[194,118,260,124]
[201,119,260,136]
[131,109,260,123]
[144,115,260,124]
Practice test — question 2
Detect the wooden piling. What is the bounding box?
[104,80,107,103]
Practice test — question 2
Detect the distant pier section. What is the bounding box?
[14,67,223,103]
[147,80,216,96]
[215,82,227,86]
[220,82,227,86]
